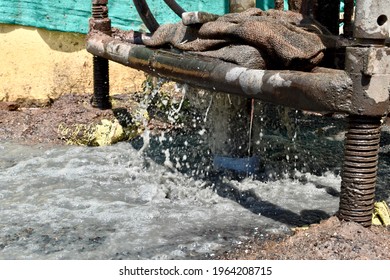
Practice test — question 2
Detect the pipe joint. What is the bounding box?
[345,46,390,116]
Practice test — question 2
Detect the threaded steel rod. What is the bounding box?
[338,116,382,227]
[92,56,111,109]
[91,0,111,109]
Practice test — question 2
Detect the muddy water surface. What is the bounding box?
[0,135,352,259]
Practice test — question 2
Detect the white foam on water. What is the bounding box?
[0,140,388,260]
[0,142,263,259]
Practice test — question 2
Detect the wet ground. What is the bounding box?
[1,93,390,260]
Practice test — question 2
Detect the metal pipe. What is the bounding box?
[92,56,110,109]
[86,33,353,114]
[163,0,186,17]
[90,0,111,109]
[132,0,160,32]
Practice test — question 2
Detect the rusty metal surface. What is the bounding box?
[90,0,111,109]
[90,0,111,35]
[92,56,111,109]
[338,0,390,227]
[345,46,390,116]
[338,116,382,227]
[92,0,109,4]
[86,33,354,114]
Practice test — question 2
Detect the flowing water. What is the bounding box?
[1,110,389,260]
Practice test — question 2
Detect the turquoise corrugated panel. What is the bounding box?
[0,1,283,34]
[1,1,346,33]
[111,0,227,32]
[0,0,228,34]
[0,0,91,33]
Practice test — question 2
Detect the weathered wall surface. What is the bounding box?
[0,24,146,104]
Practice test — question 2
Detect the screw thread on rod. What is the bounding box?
[92,1,109,21]
[338,116,382,227]
[92,56,111,109]
[92,6,108,18]
[91,0,111,109]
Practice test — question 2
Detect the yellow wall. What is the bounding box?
[0,24,146,105]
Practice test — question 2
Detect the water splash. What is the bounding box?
[1,115,389,259]
[202,95,213,123]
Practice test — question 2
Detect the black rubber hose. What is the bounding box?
[132,0,160,32]
[163,0,186,17]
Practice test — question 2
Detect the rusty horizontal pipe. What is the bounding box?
[86,32,355,114]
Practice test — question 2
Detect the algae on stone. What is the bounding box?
[58,119,126,146]
[94,119,125,146]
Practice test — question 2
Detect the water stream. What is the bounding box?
[1,109,389,260]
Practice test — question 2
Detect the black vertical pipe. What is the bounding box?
[92,56,110,109]
[91,0,111,109]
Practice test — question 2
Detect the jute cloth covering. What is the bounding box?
[141,8,335,70]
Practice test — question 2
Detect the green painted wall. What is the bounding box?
[0,0,281,34]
